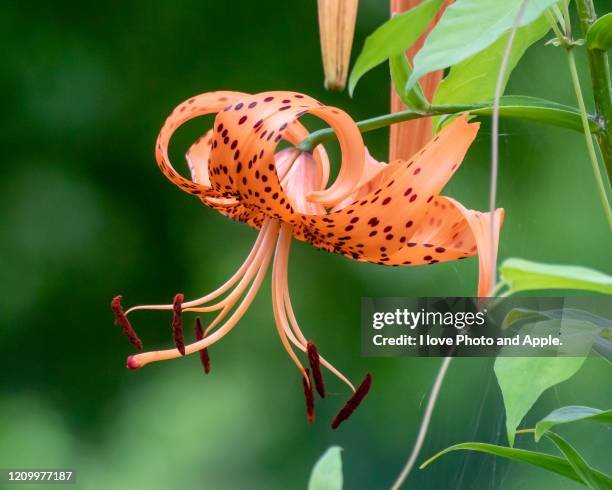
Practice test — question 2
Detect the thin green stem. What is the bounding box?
[489,0,529,295]
[561,0,572,38]
[561,14,612,228]
[575,0,612,183]
[545,9,568,47]
[296,104,482,152]
[390,356,453,490]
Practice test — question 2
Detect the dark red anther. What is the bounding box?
[307,341,326,398]
[301,369,315,424]
[111,295,143,349]
[331,373,372,430]
[172,293,185,356]
[194,317,211,374]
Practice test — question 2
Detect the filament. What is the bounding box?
[129,220,279,368]
[125,220,272,315]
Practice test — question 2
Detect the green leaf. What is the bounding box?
[432,16,550,128]
[389,54,428,110]
[499,258,612,295]
[308,446,343,490]
[407,0,560,90]
[536,406,612,441]
[348,0,445,96]
[586,13,612,51]
[501,307,543,330]
[500,308,612,362]
[421,442,588,484]
[502,308,612,332]
[542,432,612,489]
[435,96,598,133]
[494,320,594,446]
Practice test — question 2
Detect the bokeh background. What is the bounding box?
[1,1,611,489]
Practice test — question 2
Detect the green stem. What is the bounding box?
[575,0,612,180]
[297,104,482,152]
[545,9,568,47]
[562,11,612,228]
[296,102,598,153]
[567,49,612,228]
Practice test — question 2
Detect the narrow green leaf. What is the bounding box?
[421,442,585,484]
[308,446,343,490]
[499,258,612,295]
[435,96,599,133]
[348,0,444,95]
[389,54,428,110]
[586,13,612,51]
[542,432,612,489]
[494,319,595,446]
[407,0,560,90]
[536,406,612,441]
[432,16,550,128]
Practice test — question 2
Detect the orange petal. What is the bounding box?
[186,129,240,209]
[389,0,451,161]
[208,91,365,216]
[318,0,359,91]
[333,148,396,211]
[385,195,504,296]
[300,115,478,261]
[159,91,332,225]
[186,129,214,187]
[155,91,247,198]
[281,151,326,215]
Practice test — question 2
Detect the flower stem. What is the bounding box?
[296,101,598,153]
[389,356,453,490]
[297,104,480,152]
[575,0,612,180]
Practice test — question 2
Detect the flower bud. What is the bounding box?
[318,0,359,91]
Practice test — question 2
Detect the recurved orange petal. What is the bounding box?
[207,91,365,218]
[302,115,478,260]
[156,91,247,198]
[385,196,504,296]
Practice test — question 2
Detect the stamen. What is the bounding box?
[331,373,372,430]
[127,220,279,368]
[172,293,185,355]
[275,224,355,392]
[271,224,308,373]
[124,220,271,316]
[307,341,326,398]
[194,317,211,374]
[111,295,143,349]
[301,368,315,423]
[284,287,355,392]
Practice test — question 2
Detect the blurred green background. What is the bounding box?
[1,1,610,489]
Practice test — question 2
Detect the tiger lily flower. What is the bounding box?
[112,90,503,428]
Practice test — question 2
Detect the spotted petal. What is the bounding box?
[301,115,479,259]
[156,91,247,198]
